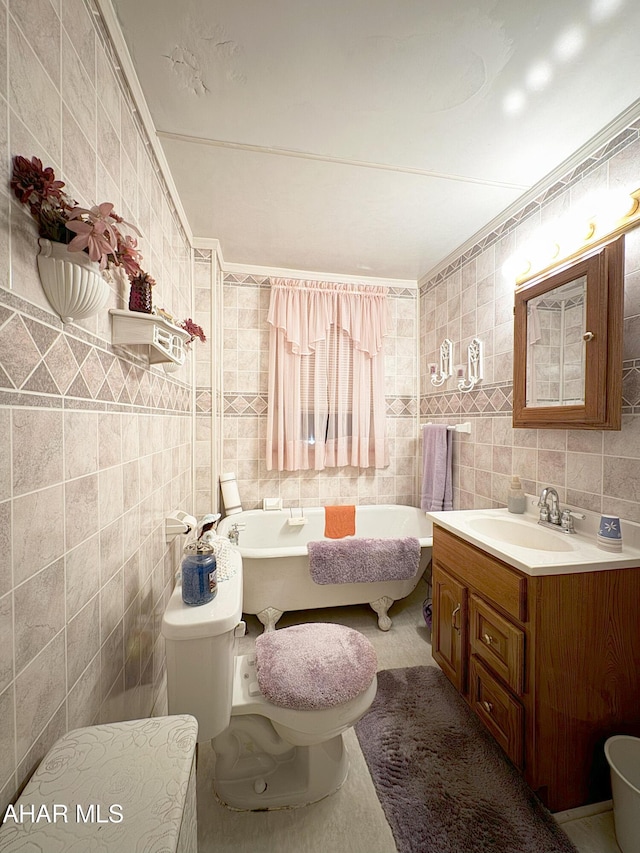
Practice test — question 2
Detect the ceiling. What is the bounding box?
[110,0,640,282]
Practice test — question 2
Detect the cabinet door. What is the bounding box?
[432,564,467,693]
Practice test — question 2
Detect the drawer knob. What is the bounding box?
[481,700,493,714]
[483,633,495,646]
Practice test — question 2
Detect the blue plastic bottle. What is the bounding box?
[181,541,217,606]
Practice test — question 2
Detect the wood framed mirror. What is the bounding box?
[513,235,624,430]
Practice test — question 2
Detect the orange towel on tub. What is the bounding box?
[324,505,356,539]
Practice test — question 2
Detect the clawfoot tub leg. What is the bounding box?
[256,607,284,632]
[369,596,395,631]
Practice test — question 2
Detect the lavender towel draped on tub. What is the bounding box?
[307,537,421,585]
[420,423,453,512]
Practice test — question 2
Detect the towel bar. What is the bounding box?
[419,422,471,434]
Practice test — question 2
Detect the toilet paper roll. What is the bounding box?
[220,472,242,515]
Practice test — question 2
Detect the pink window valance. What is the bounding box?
[267,278,389,357]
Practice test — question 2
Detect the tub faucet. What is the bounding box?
[538,487,560,525]
[227,523,244,545]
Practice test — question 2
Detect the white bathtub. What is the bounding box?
[217,505,433,631]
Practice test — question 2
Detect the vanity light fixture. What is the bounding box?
[504,185,640,284]
[458,337,483,392]
[430,338,454,386]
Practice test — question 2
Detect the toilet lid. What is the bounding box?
[255,623,377,711]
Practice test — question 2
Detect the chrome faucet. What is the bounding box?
[227,522,245,545]
[538,487,560,524]
[538,487,585,533]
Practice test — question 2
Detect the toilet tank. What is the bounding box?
[162,549,243,742]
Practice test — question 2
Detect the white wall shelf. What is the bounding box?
[109,309,191,366]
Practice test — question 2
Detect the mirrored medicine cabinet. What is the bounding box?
[512,235,624,430]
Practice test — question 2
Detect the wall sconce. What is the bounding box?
[430,338,453,386]
[504,185,640,284]
[458,337,483,392]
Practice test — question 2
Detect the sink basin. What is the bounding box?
[466,517,576,552]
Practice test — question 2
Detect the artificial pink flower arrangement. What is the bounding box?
[180,318,207,345]
[11,155,148,280]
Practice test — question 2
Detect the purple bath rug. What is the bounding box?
[354,666,577,853]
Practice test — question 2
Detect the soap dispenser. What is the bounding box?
[507,476,526,514]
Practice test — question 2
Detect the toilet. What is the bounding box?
[162,547,378,810]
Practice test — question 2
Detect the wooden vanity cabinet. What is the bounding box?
[431,524,640,812]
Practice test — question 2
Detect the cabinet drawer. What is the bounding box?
[470,594,524,694]
[469,655,524,769]
[433,526,527,621]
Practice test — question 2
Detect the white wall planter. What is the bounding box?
[37,239,110,323]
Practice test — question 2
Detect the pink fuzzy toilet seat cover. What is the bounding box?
[255,623,378,711]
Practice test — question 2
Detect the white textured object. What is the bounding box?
[0,715,198,853]
[37,239,110,323]
[200,531,236,580]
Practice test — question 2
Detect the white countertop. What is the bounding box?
[426,499,640,576]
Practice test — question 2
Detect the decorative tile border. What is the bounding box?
[223,393,268,416]
[420,382,513,417]
[386,395,417,417]
[420,360,640,416]
[388,287,416,299]
[421,122,640,294]
[0,293,192,414]
[224,274,270,287]
[196,388,213,413]
[622,360,640,411]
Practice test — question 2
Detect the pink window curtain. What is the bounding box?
[266,278,389,472]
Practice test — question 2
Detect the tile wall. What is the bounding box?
[194,247,222,517]
[0,0,194,809]
[420,118,640,521]
[219,274,419,510]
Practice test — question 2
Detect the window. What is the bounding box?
[266,278,389,471]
